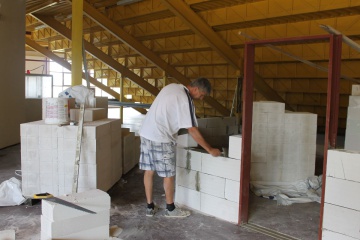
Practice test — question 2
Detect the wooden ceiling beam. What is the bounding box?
[33,14,160,97]
[79,0,230,116]
[26,0,59,14]
[161,0,294,111]
[25,37,147,114]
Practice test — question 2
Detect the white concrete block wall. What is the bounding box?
[349,96,360,107]
[225,179,240,203]
[322,230,358,240]
[21,119,123,197]
[200,193,238,223]
[253,101,285,113]
[196,116,238,147]
[175,148,240,223]
[176,148,202,171]
[177,133,197,147]
[201,154,240,181]
[176,167,198,190]
[345,93,360,151]
[111,129,122,184]
[323,203,360,240]
[123,132,135,174]
[352,84,360,96]
[327,150,360,182]
[228,135,242,159]
[175,185,201,211]
[199,172,225,198]
[325,177,360,211]
[323,149,360,240]
[251,102,317,183]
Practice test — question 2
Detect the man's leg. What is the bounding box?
[144,170,158,217]
[144,170,155,204]
[163,175,190,218]
[163,176,175,204]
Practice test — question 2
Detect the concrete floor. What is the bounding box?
[0,143,320,240]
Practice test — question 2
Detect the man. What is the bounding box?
[138,77,221,218]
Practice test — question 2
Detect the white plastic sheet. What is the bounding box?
[58,85,95,108]
[250,175,322,206]
[0,177,26,206]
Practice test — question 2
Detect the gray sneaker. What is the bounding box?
[146,205,158,217]
[165,208,190,218]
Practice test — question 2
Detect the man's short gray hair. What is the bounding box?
[190,77,211,95]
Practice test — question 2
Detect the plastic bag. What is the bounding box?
[0,177,26,206]
[58,85,95,108]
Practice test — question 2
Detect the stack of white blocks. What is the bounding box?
[250,101,317,182]
[175,148,240,223]
[122,128,140,174]
[41,189,110,240]
[21,119,122,197]
[322,149,360,240]
[345,85,360,151]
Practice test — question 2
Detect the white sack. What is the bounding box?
[0,177,26,206]
[58,85,95,108]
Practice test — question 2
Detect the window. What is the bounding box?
[25,74,53,98]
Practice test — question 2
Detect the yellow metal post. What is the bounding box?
[71,0,83,86]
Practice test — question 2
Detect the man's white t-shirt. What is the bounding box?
[139,83,198,143]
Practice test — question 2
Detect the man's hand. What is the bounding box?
[188,127,221,157]
[208,147,221,157]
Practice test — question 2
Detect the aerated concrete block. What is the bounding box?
[41,189,110,221]
[199,172,225,198]
[228,135,242,160]
[176,167,198,190]
[177,133,197,147]
[323,203,360,239]
[351,84,360,96]
[175,185,200,211]
[176,149,202,172]
[325,177,360,211]
[201,154,240,181]
[322,229,357,240]
[200,192,238,223]
[225,179,240,203]
[327,149,360,183]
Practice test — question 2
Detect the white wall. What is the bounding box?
[0,0,26,148]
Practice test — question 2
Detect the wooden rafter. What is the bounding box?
[26,0,59,14]
[161,0,294,111]
[33,14,160,96]
[78,0,230,116]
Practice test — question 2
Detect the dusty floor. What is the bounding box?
[0,143,320,240]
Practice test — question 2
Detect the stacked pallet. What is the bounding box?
[345,84,360,151]
[322,149,360,239]
[20,118,123,197]
[175,148,240,223]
